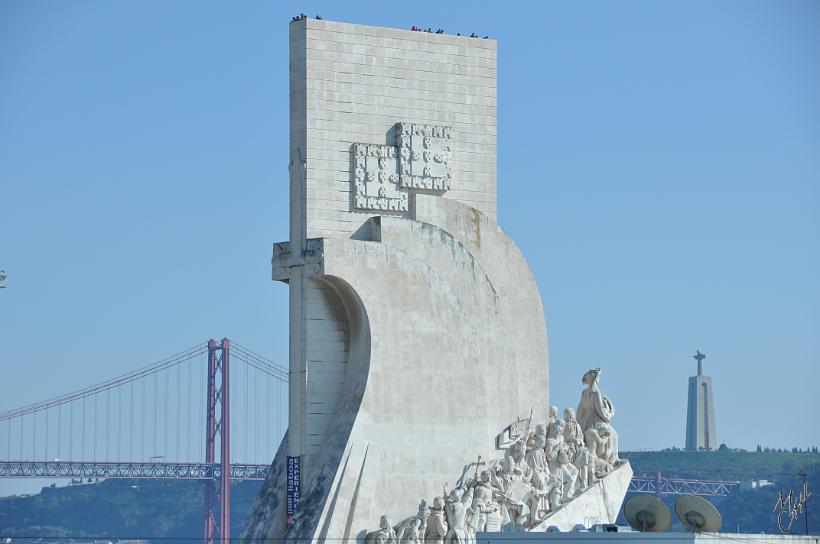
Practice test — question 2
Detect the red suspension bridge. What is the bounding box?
[0,338,287,544]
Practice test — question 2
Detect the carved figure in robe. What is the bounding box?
[593,421,620,465]
[444,486,474,544]
[562,408,585,461]
[534,423,547,444]
[545,405,562,438]
[527,465,561,522]
[465,498,484,542]
[472,469,503,532]
[524,434,552,519]
[544,420,565,473]
[553,450,579,503]
[525,434,549,477]
[504,439,532,482]
[396,501,429,544]
[499,466,532,530]
[576,368,615,432]
[506,438,525,462]
[547,471,562,511]
[398,518,422,544]
[583,426,614,477]
[573,445,596,489]
[366,515,397,544]
[417,500,430,539]
[425,497,448,544]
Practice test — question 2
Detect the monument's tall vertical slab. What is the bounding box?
[286,18,499,473]
[289,18,498,240]
[685,351,717,450]
[244,19,549,543]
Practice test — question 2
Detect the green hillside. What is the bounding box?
[623,449,820,481]
[0,479,262,542]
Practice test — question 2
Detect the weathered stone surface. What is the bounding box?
[529,461,633,532]
[283,18,503,485]
[274,203,547,542]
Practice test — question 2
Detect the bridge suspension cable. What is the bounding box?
[230,342,288,382]
[0,344,208,422]
[0,340,288,469]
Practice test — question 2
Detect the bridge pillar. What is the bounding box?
[204,339,231,544]
[204,340,218,544]
[220,339,231,544]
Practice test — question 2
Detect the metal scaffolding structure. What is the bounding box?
[629,471,740,497]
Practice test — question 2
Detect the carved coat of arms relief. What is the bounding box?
[352,122,452,212]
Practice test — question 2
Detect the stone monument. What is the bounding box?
[241,18,632,542]
[241,18,549,543]
[685,350,717,450]
[367,368,633,538]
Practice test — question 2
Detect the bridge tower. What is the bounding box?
[204,338,231,544]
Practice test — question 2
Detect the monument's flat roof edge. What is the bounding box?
[289,18,497,50]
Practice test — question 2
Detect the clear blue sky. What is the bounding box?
[1,1,818,495]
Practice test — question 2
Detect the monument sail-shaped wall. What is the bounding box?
[242,19,550,542]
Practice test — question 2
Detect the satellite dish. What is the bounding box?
[675,494,722,533]
[623,495,672,532]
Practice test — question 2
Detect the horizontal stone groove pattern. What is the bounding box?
[304,52,496,80]
[302,279,349,455]
[303,81,496,104]
[304,39,496,67]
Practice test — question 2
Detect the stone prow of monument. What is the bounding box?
[529,462,633,532]
[242,18,550,543]
[244,194,550,541]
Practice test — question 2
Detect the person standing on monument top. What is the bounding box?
[576,368,615,432]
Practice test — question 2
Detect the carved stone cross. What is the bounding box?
[272,239,324,282]
[693,350,706,376]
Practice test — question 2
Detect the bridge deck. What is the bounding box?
[0,460,269,480]
[1,462,740,497]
